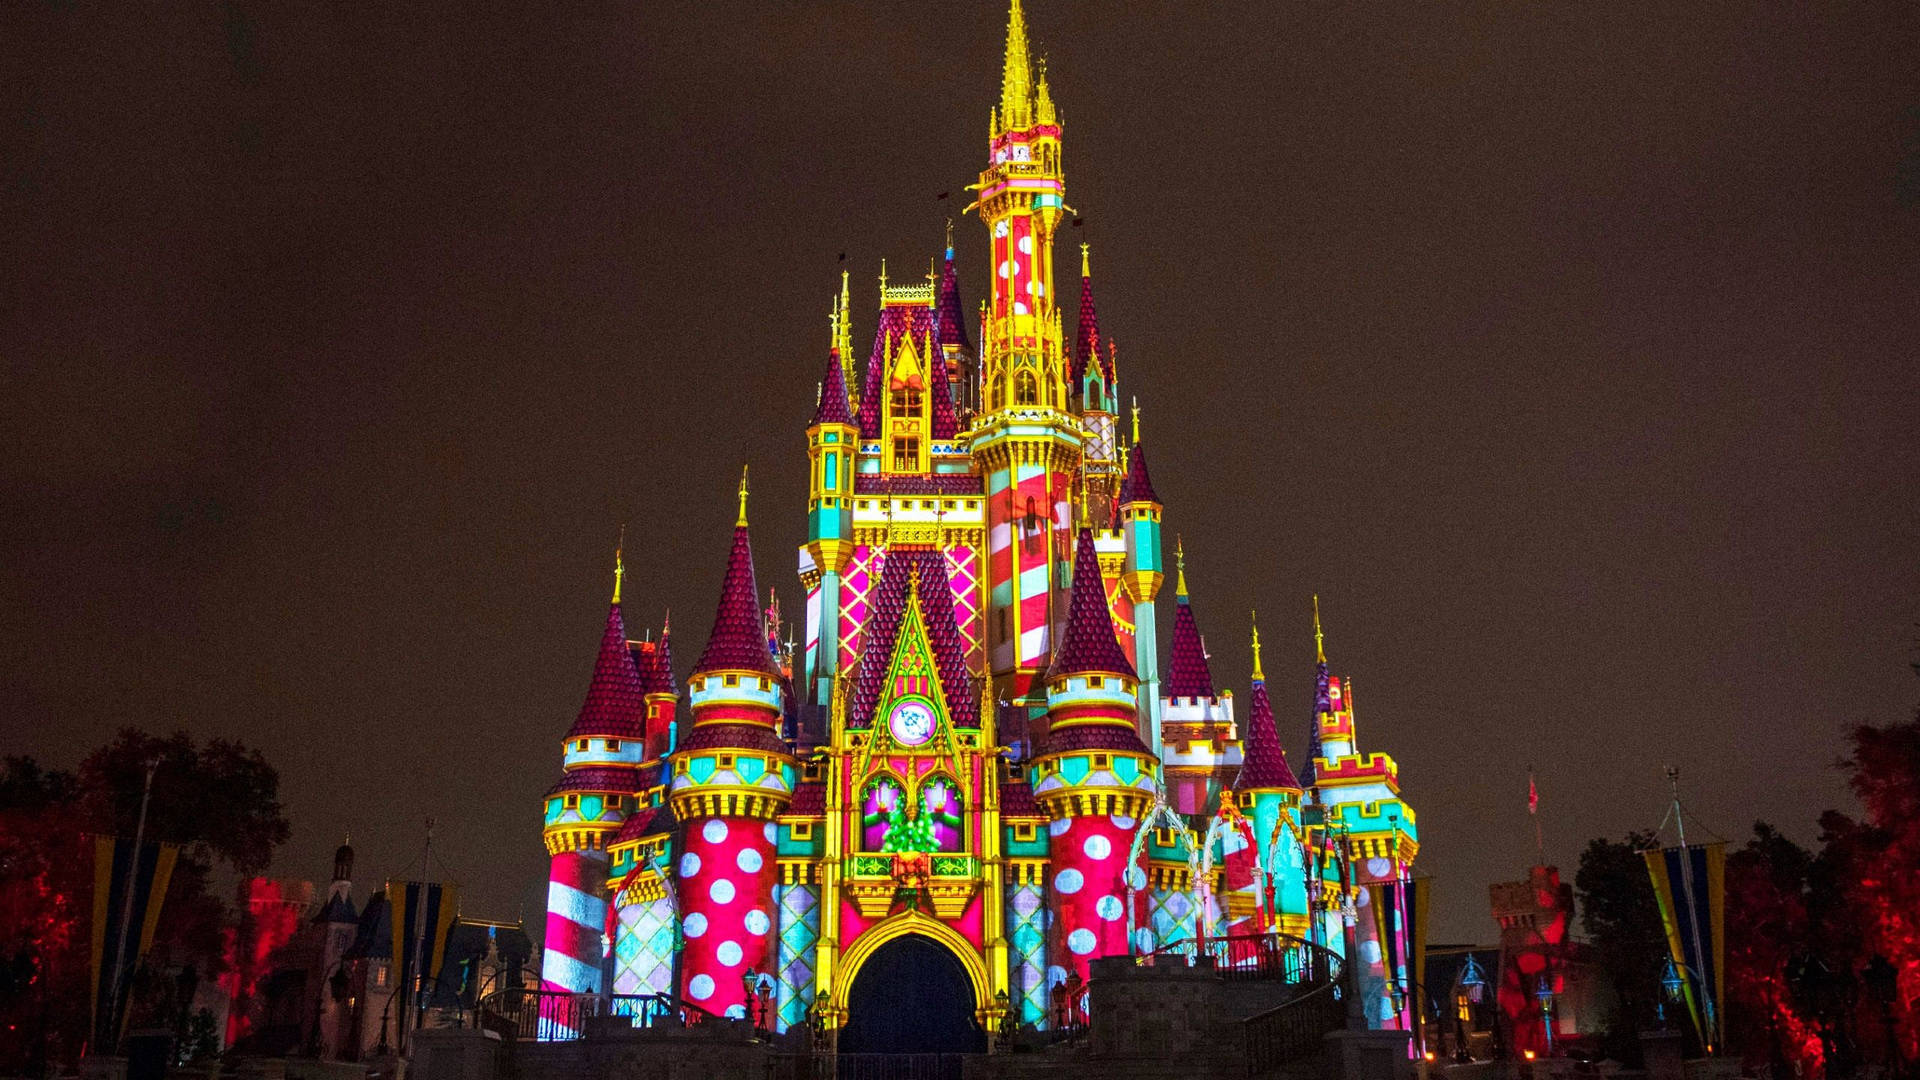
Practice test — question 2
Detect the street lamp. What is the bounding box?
[1535,975,1555,1056]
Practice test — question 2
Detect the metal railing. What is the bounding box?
[767,1054,980,1080]
[473,988,719,1042]
[1243,979,1346,1075]
[1140,930,1339,984]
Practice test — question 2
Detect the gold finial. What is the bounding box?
[1130,396,1141,444]
[1312,594,1325,663]
[612,524,626,604]
[1175,535,1188,598]
[945,218,955,253]
[1080,242,1091,278]
[1250,610,1264,682]
[878,259,888,296]
[736,465,751,527]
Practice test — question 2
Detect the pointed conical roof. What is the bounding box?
[1236,675,1303,792]
[812,347,854,427]
[1117,439,1159,506]
[1050,528,1135,679]
[692,513,781,679]
[1000,0,1033,130]
[1165,552,1215,697]
[1072,246,1104,388]
[927,331,961,439]
[567,601,649,740]
[935,244,972,355]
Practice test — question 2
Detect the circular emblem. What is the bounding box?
[887,700,935,746]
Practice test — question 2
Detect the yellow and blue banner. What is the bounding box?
[387,880,460,1008]
[90,836,180,1043]
[1643,843,1725,1051]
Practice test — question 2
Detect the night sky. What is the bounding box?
[7,2,1918,947]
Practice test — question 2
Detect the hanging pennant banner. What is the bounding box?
[1643,843,1725,1050]
[90,836,180,1042]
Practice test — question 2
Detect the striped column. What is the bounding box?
[984,459,1072,695]
[676,818,779,1019]
[542,850,608,994]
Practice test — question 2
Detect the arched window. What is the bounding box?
[860,776,905,851]
[916,775,965,852]
[1015,371,1038,405]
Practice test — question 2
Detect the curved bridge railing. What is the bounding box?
[474,988,720,1042]
[1138,929,1341,985]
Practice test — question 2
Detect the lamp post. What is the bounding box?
[1535,974,1555,1056]
[1452,954,1488,1063]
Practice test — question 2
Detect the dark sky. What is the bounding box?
[6,2,1917,946]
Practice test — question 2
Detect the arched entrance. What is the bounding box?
[838,934,987,1055]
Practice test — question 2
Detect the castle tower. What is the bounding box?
[1158,541,1242,816]
[1071,245,1122,523]
[1227,618,1309,938]
[970,0,1084,714]
[1115,417,1166,746]
[803,343,858,707]
[936,224,977,418]
[667,474,797,1019]
[540,549,647,995]
[1032,529,1158,981]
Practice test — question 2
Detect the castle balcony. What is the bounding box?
[843,851,981,919]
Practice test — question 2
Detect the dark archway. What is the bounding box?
[839,934,986,1055]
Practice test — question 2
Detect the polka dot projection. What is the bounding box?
[1047,813,1144,981]
[677,816,778,1019]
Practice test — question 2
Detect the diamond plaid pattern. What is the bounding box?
[613,895,676,996]
[1006,883,1048,1026]
[775,883,820,1032]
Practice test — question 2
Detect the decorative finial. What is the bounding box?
[736,465,751,527]
[1250,610,1264,682]
[1131,396,1141,444]
[879,258,888,297]
[945,218,955,255]
[1081,242,1091,278]
[1175,535,1188,598]
[612,524,626,604]
[1312,594,1325,664]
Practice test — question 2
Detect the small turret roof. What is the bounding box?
[1050,528,1135,679]
[566,601,648,740]
[812,346,854,427]
[691,488,781,678]
[936,242,972,355]
[1165,562,1215,698]
[1071,246,1112,388]
[1117,439,1159,507]
[1235,677,1303,793]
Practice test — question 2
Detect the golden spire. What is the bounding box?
[736,465,751,527]
[879,258,888,297]
[1130,396,1141,444]
[1000,0,1033,131]
[837,270,855,406]
[1035,56,1057,126]
[1250,610,1264,682]
[1080,241,1091,278]
[1175,535,1188,598]
[612,525,626,604]
[945,217,955,253]
[1312,594,1325,663]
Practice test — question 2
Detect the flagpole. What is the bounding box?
[1665,769,1716,1053]
[411,817,433,1043]
[104,759,158,1047]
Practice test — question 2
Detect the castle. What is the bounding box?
[538,0,1418,1047]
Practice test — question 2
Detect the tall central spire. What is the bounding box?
[1001,0,1033,130]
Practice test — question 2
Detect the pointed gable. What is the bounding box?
[1050,528,1136,679]
[850,549,977,730]
[857,305,939,439]
[567,602,648,740]
[692,524,780,678]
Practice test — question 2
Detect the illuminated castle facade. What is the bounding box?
[538,0,1420,1041]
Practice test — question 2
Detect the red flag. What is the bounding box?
[1528,771,1539,815]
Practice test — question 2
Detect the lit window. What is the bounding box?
[1016,372,1038,405]
[892,438,920,472]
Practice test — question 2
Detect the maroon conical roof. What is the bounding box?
[1166,594,1215,698]
[1234,678,1303,792]
[1050,529,1135,679]
[935,247,972,354]
[692,524,781,677]
[1117,440,1159,506]
[812,347,854,427]
[1072,266,1102,387]
[628,632,676,696]
[567,602,648,740]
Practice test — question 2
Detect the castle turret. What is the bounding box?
[541,548,647,996]
[1158,541,1241,815]
[803,342,858,706]
[1072,246,1122,524]
[970,0,1083,715]
[668,472,797,1019]
[1115,412,1165,746]
[1228,617,1309,937]
[1032,529,1157,980]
